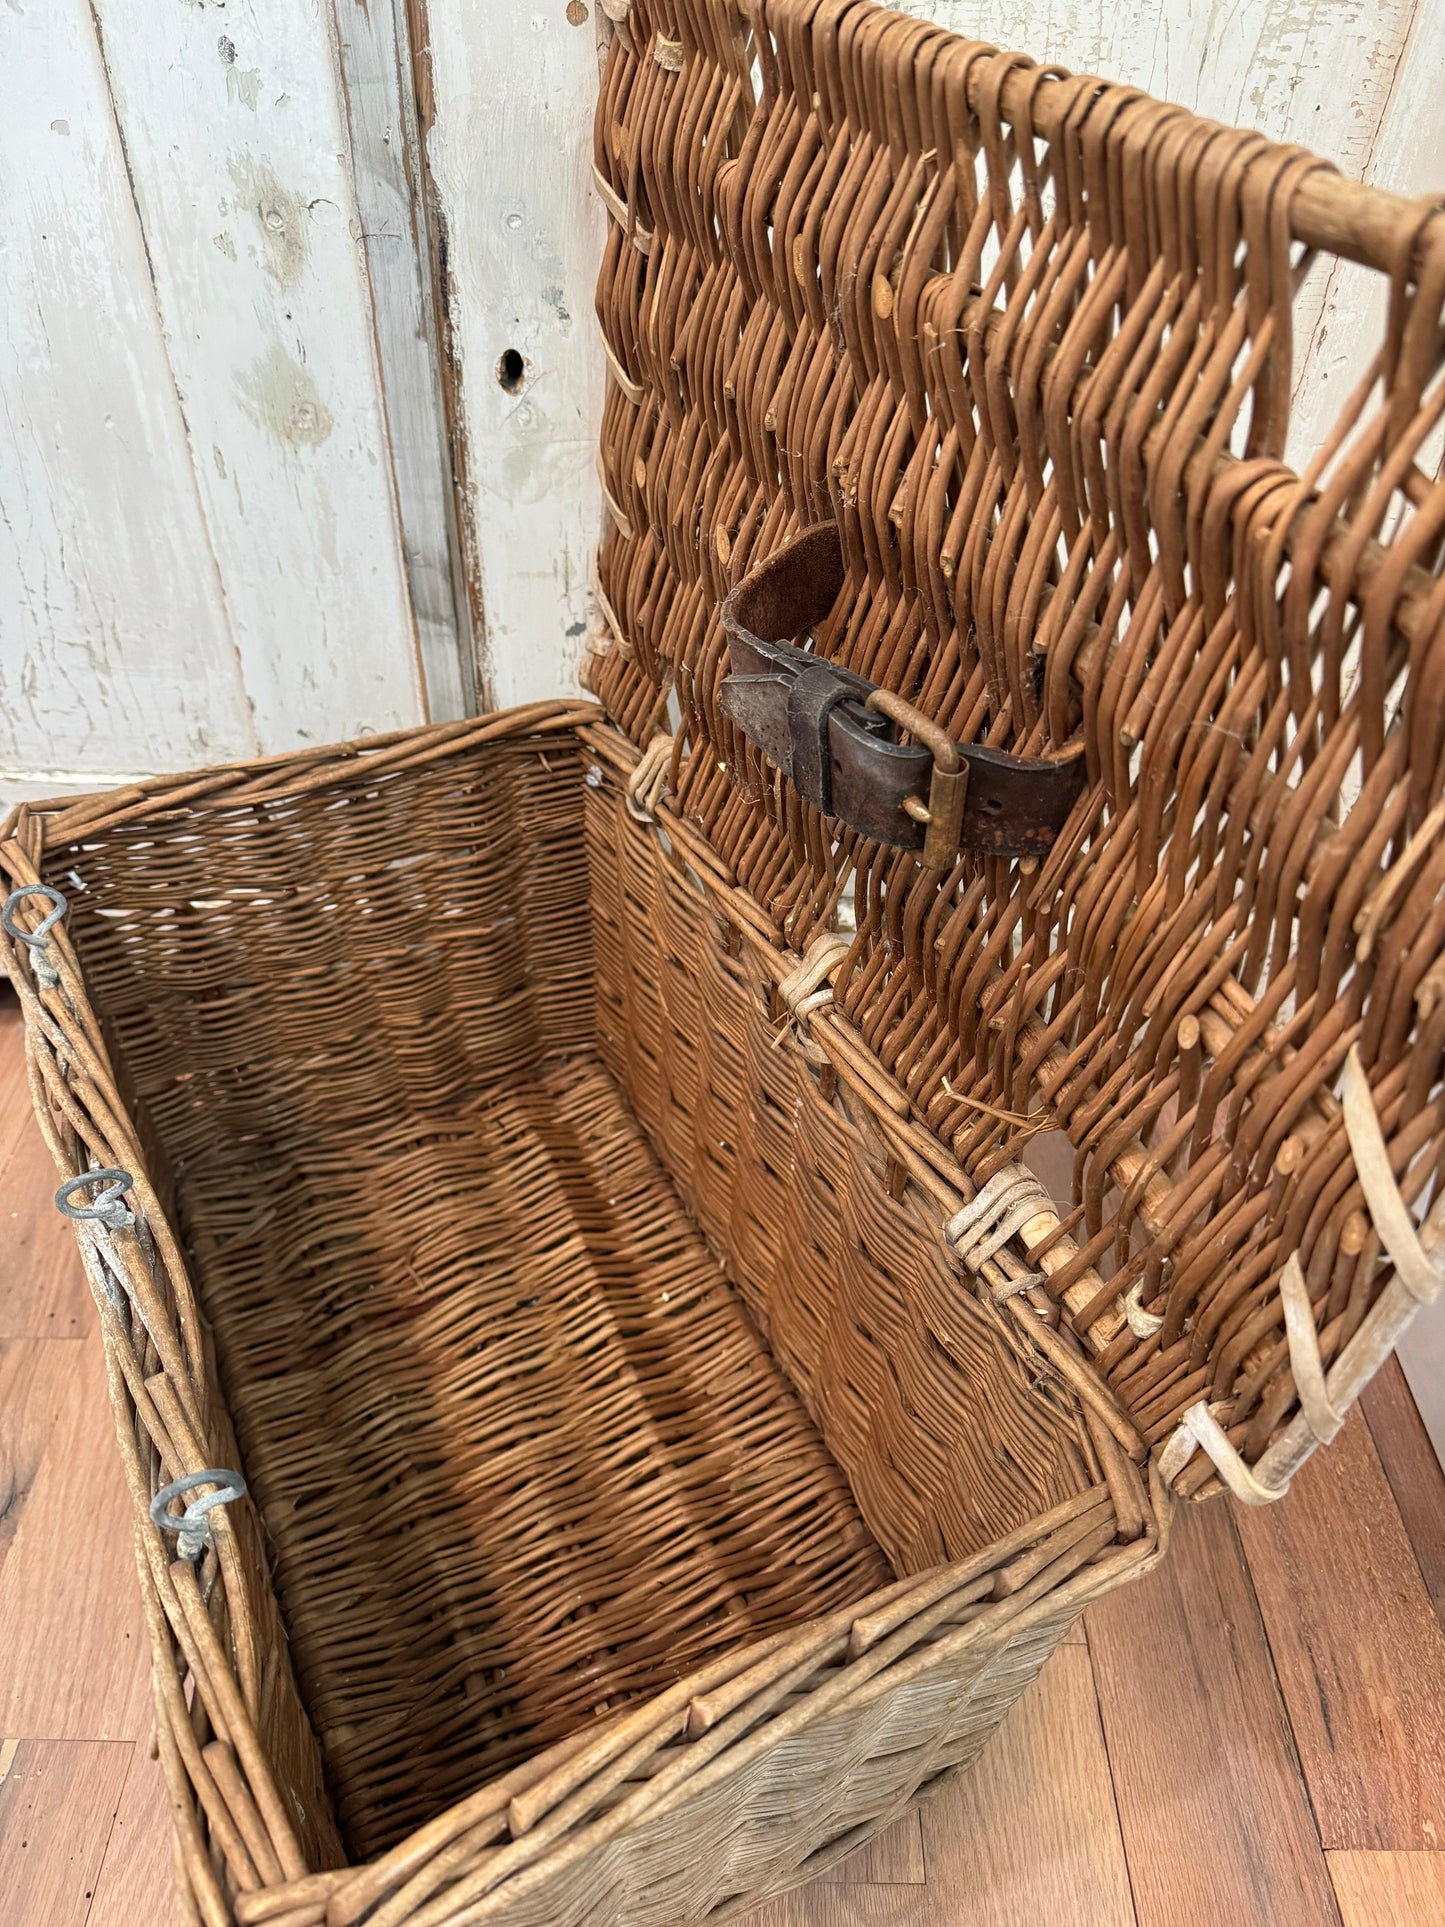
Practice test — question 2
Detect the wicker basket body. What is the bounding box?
[1,710,1164,1924]
[5,1,1445,1922]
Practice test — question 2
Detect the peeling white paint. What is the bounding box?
[0,0,259,794]
[88,0,427,746]
[236,344,337,447]
[0,0,428,809]
[331,0,473,720]
[420,0,606,706]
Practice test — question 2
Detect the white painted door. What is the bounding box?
[0,0,470,806]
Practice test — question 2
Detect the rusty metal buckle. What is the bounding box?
[718,523,1086,862]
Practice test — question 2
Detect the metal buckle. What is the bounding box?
[718,523,1086,861]
[865,689,968,869]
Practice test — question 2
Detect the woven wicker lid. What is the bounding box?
[585,0,1445,1498]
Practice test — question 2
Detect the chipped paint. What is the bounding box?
[331,0,474,718]
[420,0,605,704]
[2,0,428,809]
[218,33,262,113]
[228,64,263,111]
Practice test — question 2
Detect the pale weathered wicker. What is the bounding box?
[4,4,1445,1923]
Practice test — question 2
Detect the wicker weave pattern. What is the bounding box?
[587,771,1094,1571]
[591,0,1445,1478]
[23,729,900,1861]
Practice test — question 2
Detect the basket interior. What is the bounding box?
[48,729,1093,1862]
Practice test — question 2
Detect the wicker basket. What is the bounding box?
[5,4,1445,1923]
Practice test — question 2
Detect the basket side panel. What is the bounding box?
[587,776,1095,1576]
[482,1602,1074,1927]
[51,736,596,1155]
[2,720,604,1904]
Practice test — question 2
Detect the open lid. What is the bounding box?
[585,0,1445,1503]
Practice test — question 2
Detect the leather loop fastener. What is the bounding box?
[718,523,1086,858]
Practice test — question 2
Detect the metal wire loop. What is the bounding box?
[55,1168,136,1229]
[150,1469,248,1562]
[2,884,67,987]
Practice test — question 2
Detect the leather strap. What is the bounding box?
[719,524,1087,859]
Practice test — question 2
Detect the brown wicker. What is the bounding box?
[4,4,1444,1923]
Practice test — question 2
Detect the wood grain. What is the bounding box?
[0,1333,152,1743]
[1362,1358,1445,1626]
[332,0,472,722]
[1088,1497,1342,1926]
[0,1122,90,1341]
[918,1644,1135,1927]
[84,0,426,755]
[86,1744,186,1927]
[0,1738,130,1927]
[0,1338,84,1571]
[0,1000,29,1166]
[1235,1412,1445,1851]
[740,1885,922,1925]
[820,1813,924,1886]
[1329,1849,1445,1926]
[0,0,260,799]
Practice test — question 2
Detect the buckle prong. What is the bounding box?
[866,690,969,868]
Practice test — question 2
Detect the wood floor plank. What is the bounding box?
[738,1886,919,1925]
[0,1000,31,1168]
[1328,1850,1445,1926]
[917,1643,1135,1926]
[1088,1496,1340,1927]
[1361,1358,1445,1626]
[0,1339,84,1570]
[0,1333,152,1743]
[818,1812,924,1885]
[0,1121,91,1340]
[85,1745,184,1927]
[740,1646,1134,1926]
[0,1738,131,1927]
[1235,1411,1445,1850]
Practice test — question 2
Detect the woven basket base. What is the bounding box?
[182,1051,890,1859]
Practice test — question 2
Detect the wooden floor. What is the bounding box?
[3,991,1445,1926]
